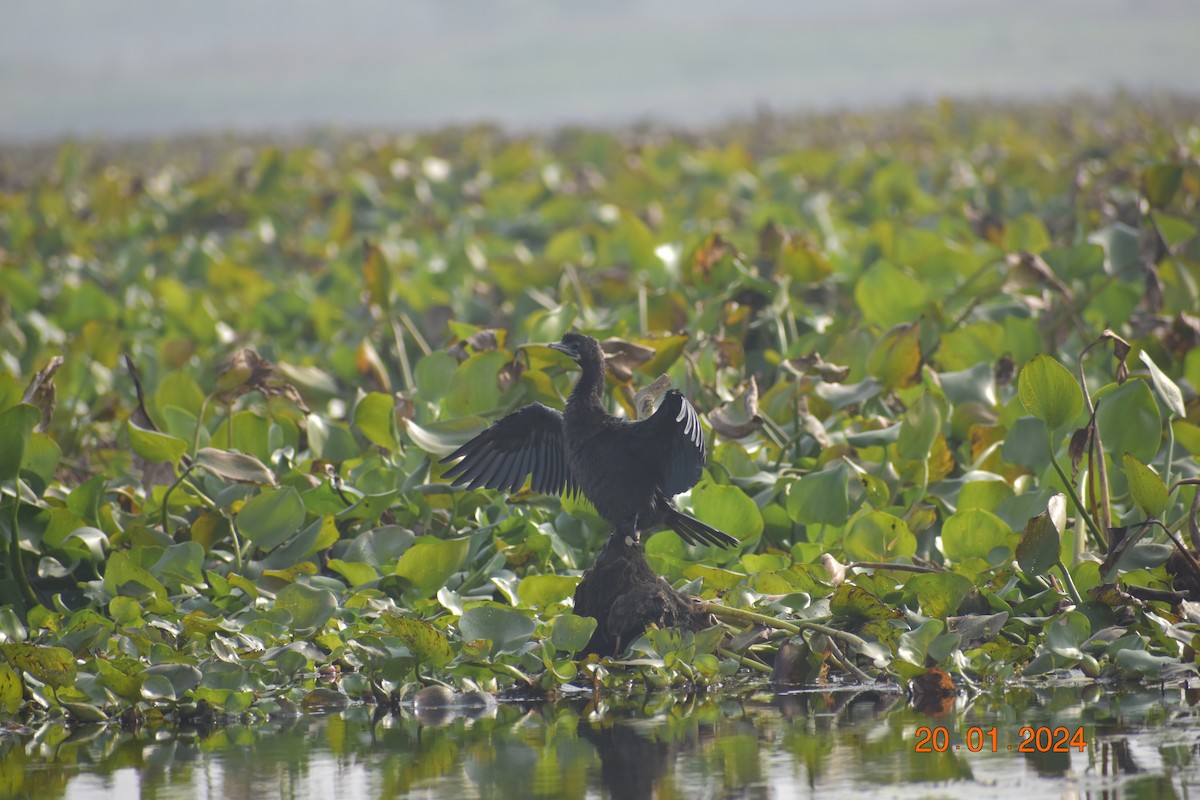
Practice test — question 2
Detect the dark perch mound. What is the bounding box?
[574,535,713,657]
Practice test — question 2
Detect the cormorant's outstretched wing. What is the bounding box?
[440,403,575,496]
[632,389,705,496]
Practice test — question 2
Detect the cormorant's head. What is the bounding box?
[548,332,601,365]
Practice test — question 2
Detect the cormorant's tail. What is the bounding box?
[663,504,739,549]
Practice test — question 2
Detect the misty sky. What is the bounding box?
[3,0,1198,140]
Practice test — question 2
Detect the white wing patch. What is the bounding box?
[676,396,703,449]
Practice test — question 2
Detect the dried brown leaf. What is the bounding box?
[22,356,64,432]
[1068,426,1092,480]
[785,352,850,383]
[709,377,762,439]
[633,374,672,421]
[600,338,655,382]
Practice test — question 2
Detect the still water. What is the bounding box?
[4,683,1199,800]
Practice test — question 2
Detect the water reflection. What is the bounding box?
[2,684,1198,799]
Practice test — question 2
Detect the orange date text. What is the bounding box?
[913,726,1087,753]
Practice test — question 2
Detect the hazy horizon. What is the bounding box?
[4,0,1199,141]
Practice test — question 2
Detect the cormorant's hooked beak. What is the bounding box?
[548,341,582,362]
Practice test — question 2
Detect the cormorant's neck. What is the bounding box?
[568,353,606,410]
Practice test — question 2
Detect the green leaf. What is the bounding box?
[126,420,188,463]
[0,373,22,413]
[550,614,597,654]
[394,536,470,597]
[682,564,746,592]
[516,574,579,608]
[0,662,24,714]
[459,604,535,655]
[21,432,61,485]
[634,334,691,377]
[785,463,850,526]
[942,509,1014,568]
[142,663,203,698]
[381,612,453,667]
[103,550,169,602]
[599,209,657,272]
[830,582,902,623]
[195,447,276,485]
[843,510,915,562]
[306,414,359,462]
[1045,611,1089,662]
[866,323,922,391]
[956,478,1014,513]
[275,583,338,630]
[1139,351,1185,419]
[0,643,76,688]
[109,596,144,626]
[0,404,39,481]
[1018,354,1083,431]
[406,416,488,458]
[0,608,25,642]
[327,559,379,587]
[908,572,974,618]
[897,390,942,461]
[1174,420,1200,456]
[140,673,177,701]
[354,392,400,452]
[1016,494,1066,575]
[1122,453,1168,519]
[155,370,207,418]
[898,618,944,666]
[1094,379,1162,463]
[1003,214,1050,252]
[1153,212,1196,249]
[1114,648,1178,677]
[844,423,901,448]
[525,303,578,344]
[414,351,459,399]
[1088,223,1140,273]
[855,261,928,328]
[1001,416,1050,472]
[66,475,105,525]
[150,542,206,590]
[444,350,509,417]
[1142,164,1182,209]
[343,525,414,565]
[690,480,762,541]
[95,659,141,701]
[63,701,108,723]
[237,487,306,551]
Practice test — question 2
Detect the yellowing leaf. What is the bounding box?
[1018,354,1083,431]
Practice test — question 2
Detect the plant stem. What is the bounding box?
[1077,342,1111,533]
[229,517,245,571]
[706,603,871,652]
[1055,560,1084,606]
[491,661,533,686]
[1047,437,1106,551]
[706,602,800,634]
[391,320,414,392]
[1164,421,1177,506]
[906,460,929,518]
[718,647,773,675]
[823,636,875,683]
[849,562,940,574]
[8,489,37,609]
[192,393,213,455]
[160,464,195,538]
